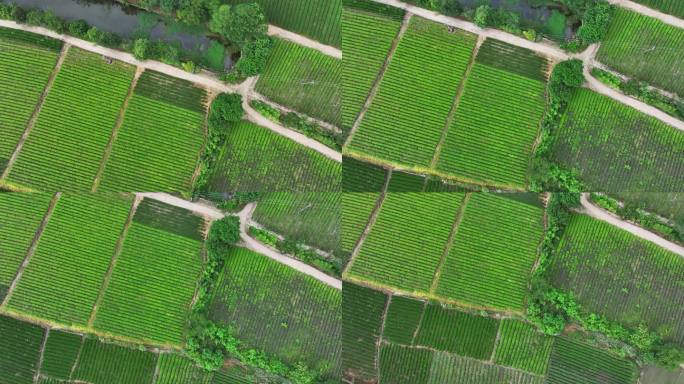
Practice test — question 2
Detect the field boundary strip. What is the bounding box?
[68,335,86,380]
[429,193,471,294]
[606,0,684,29]
[252,92,342,134]
[267,24,342,59]
[343,12,412,148]
[343,172,391,276]
[429,36,485,168]
[375,294,392,379]
[151,351,162,384]
[91,67,145,192]
[1,192,61,308]
[87,195,142,328]
[488,321,503,363]
[410,301,428,345]
[0,44,69,180]
[190,90,218,189]
[34,327,50,382]
[579,193,684,257]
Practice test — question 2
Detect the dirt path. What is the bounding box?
[137,193,225,220]
[583,44,684,132]
[579,193,684,257]
[606,0,684,29]
[0,20,342,162]
[267,25,341,59]
[237,203,343,290]
[1,43,69,180]
[251,91,342,134]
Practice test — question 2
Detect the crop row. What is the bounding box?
[494,319,554,375]
[342,156,388,192]
[633,0,684,18]
[340,192,380,255]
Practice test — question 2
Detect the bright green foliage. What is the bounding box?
[41,330,82,379]
[0,29,60,173]
[224,0,341,47]
[7,194,132,326]
[436,193,544,311]
[8,47,134,190]
[549,214,684,344]
[383,295,424,345]
[348,17,477,167]
[342,157,387,192]
[341,8,401,129]
[0,193,51,294]
[342,282,387,381]
[253,192,341,253]
[348,193,464,292]
[156,353,213,384]
[99,71,206,193]
[72,338,157,384]
[632,0,684,17]
[387,171,426,192]
[494,319,554,375]
[256,38,340,125]
[414,304,499,359]
[437,41,547,188]
[209,247,341,377]
[380,344,434,384]
[208,121,340,192]
[597,8,684,96]
[0,315,44,384]
[551,88,684,192]
[546,337,638,384]
[341,192,379,255]
[94,223,203,345]
[428,350,545,384]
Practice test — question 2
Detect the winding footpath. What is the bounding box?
[139,193,342,289]
[0,19,342,163]
[579,193,684,258]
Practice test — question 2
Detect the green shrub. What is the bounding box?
[0,4,11,19]
[10,4,26,22]
[234,36,272,77]
[182,60,196,73]
[591,68,621,89]
[209,3,267,46]
[209,93,244,126]
[577,2,613,44]
[251,100,280,122]
[133,38,151,60]
[67,20,89,37]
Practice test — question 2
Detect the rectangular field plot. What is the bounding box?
[71,338,157,384]
[209,247,341,379]
[346,17,477,167]
[551,88,684,192]
[341,192,379,256]
[347,192,464,292]
[0,193,52,298]
[493,319,553,375]
[383,295,424,345]
[155,353,212,384]
[255,38,340,125]
[342,282,388,381]
[7,47,135,191]
[208,121,340,192]
[435,193,544,312]
[225,0,341,46]
[549,214,684,344]
[0,28,61,173]
[7,194,132,326]
[597,8,684,96]
[436,40,548,188]
[98,71,206,193]
[341,7,402,129]
[380,344,434,384]
[93,219,203,345]
[342,156,388,192]
[428,351,544,384]
[0,315,45,384]
[41,330,82,380]
[253,192,341,254]
[545,337,637,384]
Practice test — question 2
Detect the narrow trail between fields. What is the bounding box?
[267,25,342,59]
[0,19,342,163]
[606,0,684,29]
[138,193,342,289]
[583,44,684,131]
[250,92,342,134]
[579,193,684,257]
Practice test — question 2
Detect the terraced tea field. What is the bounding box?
[549,213,684,343]
[341,7,402,129]
[346,17,477,167]
[632,0,684,17]
[342,156,388,192]
[256,38,341,125]
[0,29,61,174]
[208,121,341,192]
[598,8,684,96]
[551,88,684,191]
[494,319,554,375]
[209,247,342,378]
[341,192,381,255]
[0,315,44,384]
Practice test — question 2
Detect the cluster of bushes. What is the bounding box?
[193,93,244,195]
[592,68,684,120]
[251,100,343,150]
[249,226,341,277]
[527,193,684,368]
[561,1,613,51]
[131,37,192,68]
[530,59,585,192]
[590,193,683,246]
[215,192,260,212]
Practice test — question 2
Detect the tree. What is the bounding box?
[10,4,26,23]
[67,20,89,37]
[207,216,240,254]
[176,0,209,25]
[209,93,244,127]
[43,11,66,33]
[474,5,491,28]
[551,59,584,88]
[577,3,612,44]
[209,3,267,46]
[157,42,180,65]
[234,36,272,77]
[133,38,151,60]
[160,0,180,12]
